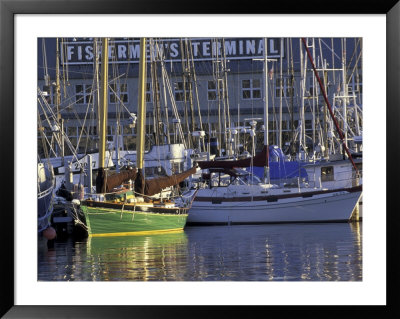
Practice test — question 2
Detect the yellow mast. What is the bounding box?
[99,38,109,169]
[136,38,147,171]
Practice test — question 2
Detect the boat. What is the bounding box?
[187,38,362,225]
[78,38,197,237]
[187,146,362,225]
[37,160,56,240]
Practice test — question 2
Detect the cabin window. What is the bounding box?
[321,166,334,182]
[207,80,224,101]
[109,83,128,104]
[75,84,93,104]
[171,161,184,174]
[241,79,261,100]
[145,166,167,177]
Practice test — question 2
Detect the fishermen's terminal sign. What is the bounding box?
[61,38,284,65]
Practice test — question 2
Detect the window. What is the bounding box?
[146,83,152,102]
[146,82,161,103]
[275,77,294,98]
[171,161,184,174]
[307,77,317,96]
[241,79,261,100]
[145,166,167,177]
[88,126,96,136]
[321,166,334,182]
[109,83,128,104]
[207,80,224,101]
[75,84,93,104]
[174,82,190,102]
[67,126,77,137]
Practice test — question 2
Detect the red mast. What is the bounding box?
[301,38,358,173]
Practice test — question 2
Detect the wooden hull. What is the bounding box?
[187,188,362,225]
[80,203,188,237]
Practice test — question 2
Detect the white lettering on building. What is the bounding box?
[270,39,278,54]
[118,45,127,59]
[128,44,140,59]
[224,41,236,55]
[67,46,74,61]
[246,40,255,55]
[202,42,210,56]
[170,43,179,57]
[191,42,200,56]
[85,46,93,60]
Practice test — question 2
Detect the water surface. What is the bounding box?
[38,222,362,281]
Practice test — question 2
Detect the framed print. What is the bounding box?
[1,0,398,317]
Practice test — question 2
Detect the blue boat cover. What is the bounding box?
[246,145,309,181]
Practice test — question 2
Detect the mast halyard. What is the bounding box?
[263,38,270,184]
[99,38,109,171]
[135,38,147,196]
[55,38,64,165]
[301,38,359,173]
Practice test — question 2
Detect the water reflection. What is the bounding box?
[38,223,362,281]
[183,223,362,281]
[86,231,188,281]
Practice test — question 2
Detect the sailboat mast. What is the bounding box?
[263,38,270,183]
[137,38,147,172]
[301,38,358,172]
[99,38,109,169]
[278,38,283,150]
[55,38,64,164]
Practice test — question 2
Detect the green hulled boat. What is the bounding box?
[80,197,189,237]
[80,187,191,237]
[79,38,197,237]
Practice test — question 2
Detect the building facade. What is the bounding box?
[38,37,362,157]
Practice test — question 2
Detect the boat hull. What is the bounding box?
[38,185,54,232]
[80,204,188,237]
[187,189,362,225]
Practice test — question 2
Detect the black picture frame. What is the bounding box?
[1,1,398,317]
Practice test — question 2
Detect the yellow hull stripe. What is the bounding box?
[89,228,184,238]
[85,206,188,217]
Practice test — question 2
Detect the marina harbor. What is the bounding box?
[37,37,363,282]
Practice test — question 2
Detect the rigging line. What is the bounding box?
[42,39,48,82]
[37,96,65,158]
[319,38,341,62]
[38,73,127,117]
[346,38,361,72]
[37,110,50,160]
[346,50,362,87]
[222,38,232,155]
[188,39,205,151]
[301,38,358,172]
[159,56,187,149]
[154,39,172,145]
[179,38,191,148]
[76,75,97,153]
[38,88,83,164]
[38,65,106,78]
